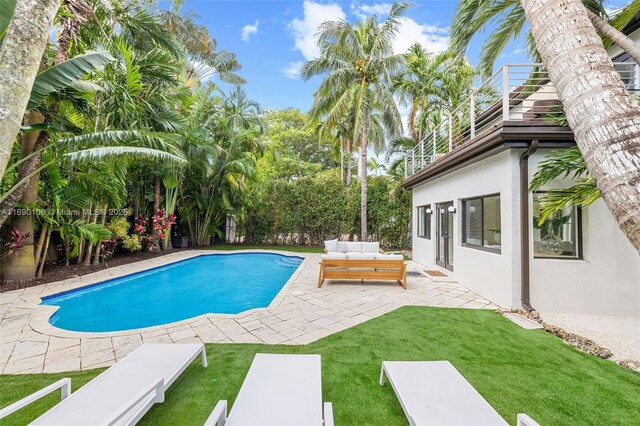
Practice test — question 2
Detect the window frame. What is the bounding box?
[532,192,583,260]
[416,205,432,239]
[461,193,502,254]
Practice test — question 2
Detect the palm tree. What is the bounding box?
[302,1,406,240]
[451,0,640,76]
[178,85,264,246]
[522,0,640,251]
[368,157,387,176]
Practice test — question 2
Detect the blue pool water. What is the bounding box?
[42,253,303,332]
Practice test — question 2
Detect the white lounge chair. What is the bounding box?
[380,360,539,426]
[0,343,207,425]
[205,353,333,426]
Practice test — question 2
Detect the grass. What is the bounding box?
[1,307,638,425]
[205,244,324,253]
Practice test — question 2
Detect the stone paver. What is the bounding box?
[0,250,498,374]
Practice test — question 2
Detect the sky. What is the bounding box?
[174,0,533,112]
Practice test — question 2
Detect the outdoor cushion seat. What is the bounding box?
[324,239,339,252]
[346,252,376,260]
[337,241,362,252]
[375,253,404,260]
[361,242,380,253]
[321,252,347,260]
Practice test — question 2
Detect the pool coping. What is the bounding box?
[25,249,310,339]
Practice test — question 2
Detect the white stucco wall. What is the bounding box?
[412,150,521,308]
[528,152,640,316]
[411,148,640,316]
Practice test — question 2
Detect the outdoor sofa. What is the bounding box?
[319,240,407,289]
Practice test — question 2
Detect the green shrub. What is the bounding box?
[107,217,130,240]
[244,171,410,248]
[122,235,142,252]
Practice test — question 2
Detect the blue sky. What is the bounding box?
[176,0,533,111]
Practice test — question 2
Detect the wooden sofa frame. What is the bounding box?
[317,258,407,289]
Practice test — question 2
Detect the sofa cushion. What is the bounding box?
[346,252,376,260]
[321,252,347,260]
[338,242,363,252]
[324,239,338,253]
[374,253,404,261]
[344,242,362,252]
[361,242,380,253]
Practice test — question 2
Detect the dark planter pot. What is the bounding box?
[171,236,189,248]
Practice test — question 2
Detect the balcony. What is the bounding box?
[403,62,640,178]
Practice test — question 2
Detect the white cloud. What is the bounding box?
[241,20,260,42]
[281,61,304,79]
[393,18,449,55]
[289,1,346,60]
[350,1,393,20]
[288,1,447,60]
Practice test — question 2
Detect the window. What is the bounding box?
[416,205,431,239]
[462,195,501,252]
[533,193,581,259]
[612,53,637,93]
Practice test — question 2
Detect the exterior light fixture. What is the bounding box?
[447,206,456,213]
[425,208,432,214]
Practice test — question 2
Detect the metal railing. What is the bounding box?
[404,62,639,177]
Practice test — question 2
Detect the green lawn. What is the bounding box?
[1,307,638,425]
[206,244,324,253]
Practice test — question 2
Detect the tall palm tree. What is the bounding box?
[451,0,640,76]
[302,1,406,240]
[522,0,640,251]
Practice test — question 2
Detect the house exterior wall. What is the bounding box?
[411,148,640,317]
[528,152,640,316]
[412,150,521,308]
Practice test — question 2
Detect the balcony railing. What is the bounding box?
[404,62,640,177]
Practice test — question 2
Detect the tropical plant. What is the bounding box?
[302,1,407,240]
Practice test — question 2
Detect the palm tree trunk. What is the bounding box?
[587,10,640,65]
[340,138,344,183]
[523,0,640,252]
[93,204,107,264]
[152,176,162,249]
[0,113,48,281]
[346,141,353,187]
[360,116,369,241]
[0,112,48,228]
[0,0,59,181]
[83,204,99,265]
[36,226,52,279]
[33,222,48,268]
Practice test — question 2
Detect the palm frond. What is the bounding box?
[28,50,115,109]
[0,0,16,42]
[530,147,589,191]
[65,147,186,164]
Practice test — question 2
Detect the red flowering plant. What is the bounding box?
[100,237,118,260]
[0,228,30,260]
[152,209,176,242]
[133,215,157,251]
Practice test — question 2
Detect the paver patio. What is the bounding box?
[0,250,497,374]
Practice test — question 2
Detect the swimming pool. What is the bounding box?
[41,253,303,332]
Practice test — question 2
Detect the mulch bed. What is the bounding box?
[0,248,189,293]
